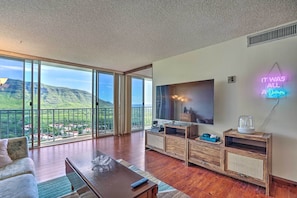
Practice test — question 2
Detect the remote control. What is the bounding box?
[130,178,148,188]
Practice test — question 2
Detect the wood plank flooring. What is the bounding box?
[30,131,297,198]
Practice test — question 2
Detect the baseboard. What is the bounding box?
[272,175,297,187]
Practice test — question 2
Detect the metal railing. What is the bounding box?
[0,106,152,145]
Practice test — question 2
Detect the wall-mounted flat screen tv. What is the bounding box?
[156,79,214,125]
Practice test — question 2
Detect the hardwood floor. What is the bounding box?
[30,131,297,198]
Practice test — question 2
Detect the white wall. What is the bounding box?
[153,27,297,182]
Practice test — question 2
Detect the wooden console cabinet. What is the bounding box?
[164,124,198,163]
[188,139,224,172]
[165,135,185,160]
[145,128,272,196]
[224,129,272,196]
[145,124,198,163]
[145,131,165,153]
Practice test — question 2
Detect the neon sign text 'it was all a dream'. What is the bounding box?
[260,75,287,98]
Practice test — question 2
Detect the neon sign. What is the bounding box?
[261,75,287,98]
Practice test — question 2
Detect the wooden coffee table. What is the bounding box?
[65,151,158,198]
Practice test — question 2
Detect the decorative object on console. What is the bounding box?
[151,120,164,132]
[198,133,220,142]
[237,115,255,134]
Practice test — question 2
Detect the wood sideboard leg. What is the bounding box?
[153,185,158,198]
[266,174,272,196]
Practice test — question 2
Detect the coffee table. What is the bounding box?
[65,151,158,198]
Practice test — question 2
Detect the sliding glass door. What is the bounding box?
[0,57,43,148]
[93,72,114,137]
[24,60,39,147]
[0,57,25,139]
[144,79,152,129]
[131,77,152,131]
[38,63,93,146]
[131,77,144,131]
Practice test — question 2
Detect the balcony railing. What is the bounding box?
[0,107,152,145]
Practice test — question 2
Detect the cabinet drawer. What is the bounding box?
[188,141,221,167]
[147,133,164,150]
[165,137,185,156]
[226,152,264,180]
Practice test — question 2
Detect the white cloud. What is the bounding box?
[0,65,23,71]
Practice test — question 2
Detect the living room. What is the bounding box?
[1,1,297,197]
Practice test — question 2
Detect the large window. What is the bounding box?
[0,55,118,147]
[0,57,24,138]
[0,54,152,147]
[38,63,93,146]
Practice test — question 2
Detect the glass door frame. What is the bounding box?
[0,56,37,148]
[93,71,115,137]
[131,77,145,132]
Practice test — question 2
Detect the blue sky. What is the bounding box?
[0,57,152,105]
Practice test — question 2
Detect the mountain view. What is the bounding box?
[0,79,112,109]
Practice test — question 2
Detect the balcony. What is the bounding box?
[0,107,152,147]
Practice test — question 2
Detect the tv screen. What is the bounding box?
[156,79,214,125]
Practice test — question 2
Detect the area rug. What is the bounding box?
[117,159,190,198]
[37,176,72,198]
[37,159,190,198]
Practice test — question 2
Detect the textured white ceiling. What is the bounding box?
[0,0,296,76]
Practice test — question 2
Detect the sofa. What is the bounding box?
[0,136,38,198]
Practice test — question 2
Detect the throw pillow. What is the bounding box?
[0,139,13,168]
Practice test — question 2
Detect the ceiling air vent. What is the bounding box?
[247,22,297,47]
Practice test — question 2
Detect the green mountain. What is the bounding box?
[0,78,112,109]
